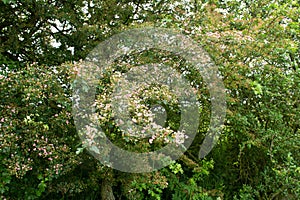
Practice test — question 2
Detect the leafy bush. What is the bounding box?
[0,64,95,199]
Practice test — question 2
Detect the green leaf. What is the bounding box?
[90,145,100,154]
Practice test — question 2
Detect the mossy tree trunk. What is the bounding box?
[101,179,115,200]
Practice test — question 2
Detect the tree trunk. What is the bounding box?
[101,179,115,200]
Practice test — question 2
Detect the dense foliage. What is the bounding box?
[1,0,299,199]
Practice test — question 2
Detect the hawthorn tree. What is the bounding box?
[0,0,299,199]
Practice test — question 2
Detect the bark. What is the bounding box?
[101,179,115,200]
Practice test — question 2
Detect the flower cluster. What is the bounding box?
[93,65,189,150]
